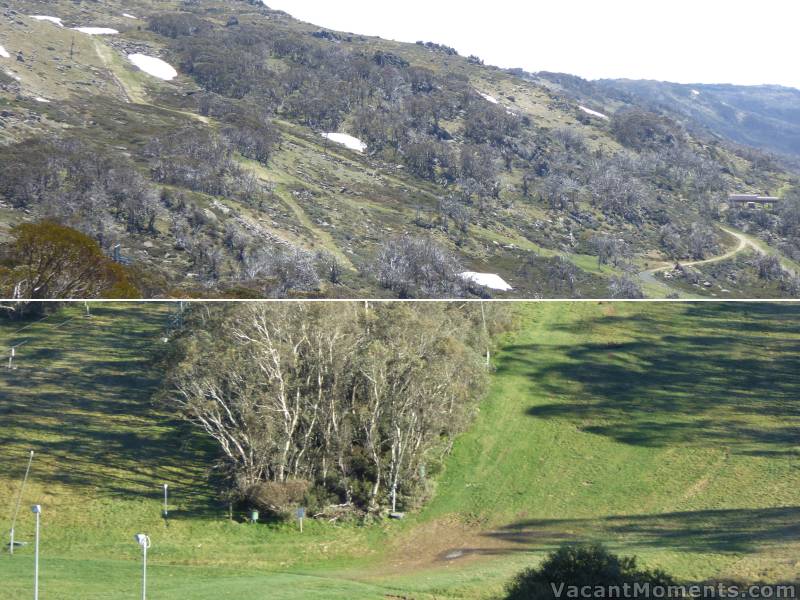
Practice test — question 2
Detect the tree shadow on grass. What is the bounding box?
[0,305,221,513]
[502,303,800,456]
[481,506,800,555]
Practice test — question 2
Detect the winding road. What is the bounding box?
[639,226,761,293]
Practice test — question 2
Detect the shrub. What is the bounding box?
[504,544,677,600]
[0,220,139,301]
[247,480,311,516]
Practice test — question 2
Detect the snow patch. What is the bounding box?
[579,105,609,120]
[479,92,499,105]
[34,97,50,103]
[128,54,178,81]
[0,45,9,59]
[30,15,64,27]
[460,272,513,292]
[122,13,137,19]
[691,89,701,97]
[72,27,119,35]
[4,70,20,81]
[321,132,367,153]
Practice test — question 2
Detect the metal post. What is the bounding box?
[9,451,34,555]
[481,301,490,367]
[142,540,147,600]
[162,484,168,519]
[134,534,151,600]
[32,505,41,600]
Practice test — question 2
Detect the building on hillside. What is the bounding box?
[727,194,781,209]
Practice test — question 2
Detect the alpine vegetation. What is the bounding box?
[162,302,501,515]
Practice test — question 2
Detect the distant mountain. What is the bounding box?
[601,80,800,157]
[535,73,800,158]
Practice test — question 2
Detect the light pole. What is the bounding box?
[31,505,41,600]
[134,534,151,600]
[162,484,169,519]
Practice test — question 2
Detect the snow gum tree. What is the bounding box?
[163,302,503,513]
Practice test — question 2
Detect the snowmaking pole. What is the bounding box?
[9,450,34,555]
[481,301,490,367]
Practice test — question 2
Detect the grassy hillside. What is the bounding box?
[1,302,799,598]
[2,1,798,298]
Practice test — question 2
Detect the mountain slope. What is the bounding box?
[533,73,800,160]
[600,81,800,159]
[0,2,798,298]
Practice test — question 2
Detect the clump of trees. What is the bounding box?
[373,235,466,298]
[145,128,238,197]
[148,13,213,38]
[0,137,161,242]
[608,275,645,299]
[163,303,502,515]
[611,108,682,151]
[241,245,321,296]
[589,162,648,223]
[592,235,630,267]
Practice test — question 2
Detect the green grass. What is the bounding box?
[1,302,799,598]
[413,303,800,582]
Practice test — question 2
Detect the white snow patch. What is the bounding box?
[460,272,513,292]
[30,15,64,27]
[72,27,119,35]
[5,70,20,81]
[0,46,9,59]
[321,132,367,153]
[34,97,50,103]
[122,13,137,19]
[579,105,609,120]
[691,89,701,97]
[479,92,499,105]
[128,54,178,81]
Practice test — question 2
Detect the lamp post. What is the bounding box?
[31,505,41,600]
[162,484,169,519]
[134,534,151,600]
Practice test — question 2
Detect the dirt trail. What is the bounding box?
[93,39,209,123]
[354,517,534,581]
[639,226,760,292]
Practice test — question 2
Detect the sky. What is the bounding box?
[263,0,800,89]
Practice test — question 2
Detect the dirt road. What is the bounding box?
[639,226,760,292]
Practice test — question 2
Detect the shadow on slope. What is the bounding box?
[500,304,800,457]
[482,506,800,555]
[0,305,218,512]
